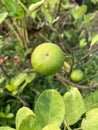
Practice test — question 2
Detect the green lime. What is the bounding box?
[70,69,84,82]
[31,43,64,75]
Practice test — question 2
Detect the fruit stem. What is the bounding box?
[64,120,72,130]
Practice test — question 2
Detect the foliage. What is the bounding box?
[1,88,98,130]
[0,0,98,129]
[81,108,98,130]
[63,87,85,126]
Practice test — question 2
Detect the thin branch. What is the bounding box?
[4,89,28,106]
[15,95,28,106]
[67,51,75,77]
[74,46,98,65]
[56,73,98,91]
[57,0,63,16]
[0,64,10,79]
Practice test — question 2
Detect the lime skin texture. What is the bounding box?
[31,43,64,75]
[70,69,84,82]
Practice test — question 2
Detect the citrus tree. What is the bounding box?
[0,0,98,129]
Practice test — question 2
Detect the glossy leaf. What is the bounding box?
[6,84,16,92]
[42,0,59,10]
[28,73,35,81]
[0,111,13,118]
[19,115,41,130]
[2,0,24,18]
[63,87,85,125]
[6,73,27,92]
[79,39,87,48]
[5,104,11,114]
[42,123,61,130]
[72,5,87,20]
[28,0,44,15]
[6,72,35,93]
[3,0,17,13]
[90,34,98,48]
[16,107,35,130]
[10,73,27,87]
[41,0,59,23]
[84,89,98,111]
[35,89,65,128]
[0,12,8,24]
[81,108,98,130]
[20,73,36,92]
[0,127,16,130]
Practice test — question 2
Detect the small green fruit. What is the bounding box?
[70,69,84,82]
[31,43,64,75]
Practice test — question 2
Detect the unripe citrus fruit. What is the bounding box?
[31,43,64,75]
[70,69,84,82]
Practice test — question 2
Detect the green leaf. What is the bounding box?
[2,0,24,18]
[6,73,27,92]
[0,127,16,130]
[0,111,7,118]
[16,107,35,130]
[0,111,13,118]
[91,0,98,4]
[6,84,17,92]
[90,34,98,48]
[42,123,61,130]
[28,0,44,15]
[10,73,27,87]
[79,39,87,48]
[63,87,86,125]
[81,108,98,130]
[42,0,59,11]
[20,73,36,92]
[35,89,65,128]
[5,104,11,114]
[3,0,17,13]
[72,5,87,20]
[6,73,35,93]
[25,73,36,83]
[83,13,95,26]
[44,9,52,24]
[0,77,5,84]
[6,113,14,118]
[0,12,8,24]
[19,115,41,130]
[84,89,98,111]
[41,0,59,23]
